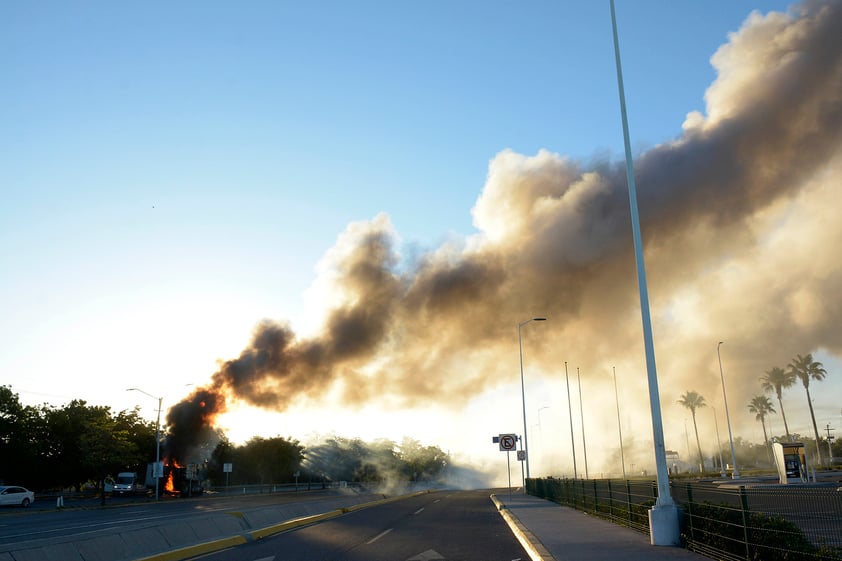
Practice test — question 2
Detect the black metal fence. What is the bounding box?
[527,477,842,560]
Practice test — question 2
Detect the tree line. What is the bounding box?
[208,434,449,487]
[0,386,450,492]
[678,352,835,471]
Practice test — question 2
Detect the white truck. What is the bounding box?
[112,472,144,495]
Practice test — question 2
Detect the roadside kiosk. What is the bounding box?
[772,441,809,484]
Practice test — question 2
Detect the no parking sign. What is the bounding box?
[498,433,517,452]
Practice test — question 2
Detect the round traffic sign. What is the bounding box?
[499,434,517,451]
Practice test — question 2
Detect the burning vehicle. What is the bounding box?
[145,461,205,497]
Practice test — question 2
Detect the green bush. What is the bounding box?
[683,502,841,560]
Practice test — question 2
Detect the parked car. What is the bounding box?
[0,486,35,507]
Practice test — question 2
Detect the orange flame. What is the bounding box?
[163,459,184,494]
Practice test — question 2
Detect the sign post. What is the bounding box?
[223,463,233,493]
[496,433,518,501]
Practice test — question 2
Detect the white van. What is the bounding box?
[113,472,142,495]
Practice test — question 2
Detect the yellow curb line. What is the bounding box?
[134,535,248,561]
[491,494,556,561]
[135,490,433,561]
[249,509,345,539]
[341,490,431,514]
[251,490,431,539]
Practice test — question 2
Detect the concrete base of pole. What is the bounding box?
[648,504,681,546]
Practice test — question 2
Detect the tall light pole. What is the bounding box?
[564,361,578,480]
[712,406,726,477]
[127,388,163,500]
[537,406,550,430]
[613,366,626,479]
[519,317,546,484]
[577,367,589,480]
[610,0,679,545]
[537,406,550,473]
[717,342,740,478]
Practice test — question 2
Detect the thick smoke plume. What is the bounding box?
[165,387,224,463]
[168,1,842,468]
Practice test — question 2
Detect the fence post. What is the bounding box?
[739,486,750,560]
[570,477,576,508]
[578,479,583,511]
[564,478,571,507]
[592,479,598,515]
[685,483,694,544]
[626,479,633,525]
[607,479,614,519]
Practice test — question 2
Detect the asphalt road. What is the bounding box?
[193,489,529,561]
[0,489,369,546]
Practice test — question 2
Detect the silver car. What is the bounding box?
[0,486,35,507]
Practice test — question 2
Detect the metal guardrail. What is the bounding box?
[527,477,842,560]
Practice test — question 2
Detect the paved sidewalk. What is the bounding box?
[493,493,709,561]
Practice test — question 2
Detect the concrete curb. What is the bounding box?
[248,509,344,540]
[491,494,556,561]
[133,535,248,561]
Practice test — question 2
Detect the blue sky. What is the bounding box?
[5,1,839,480]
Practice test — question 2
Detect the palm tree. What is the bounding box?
[748,395,776,465]
[787,353,828,465]
[760,366,795,441]
[678,390,707,472]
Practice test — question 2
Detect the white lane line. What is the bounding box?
[433,499,440,504]
[366,528,393,544]
[413,507,425,515]
[1,511,202,541]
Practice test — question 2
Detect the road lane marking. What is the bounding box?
[413,507,425,515]
[407,550,445,560]
[366,528,393,544]
[0,512,200,541]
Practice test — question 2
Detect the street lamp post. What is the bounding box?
[537,406,550,473]
[613,366,626,479]
[537,406,550,430]
[564,361,578,480]
[712,406,726,477]
[127,388,163,500]
[577,367,589,480]
[518,317,546,485]
[717,342,740,478]
[610,0,679,545]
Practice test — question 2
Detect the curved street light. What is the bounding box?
[127,388,163,500]
[518,317,547,487]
